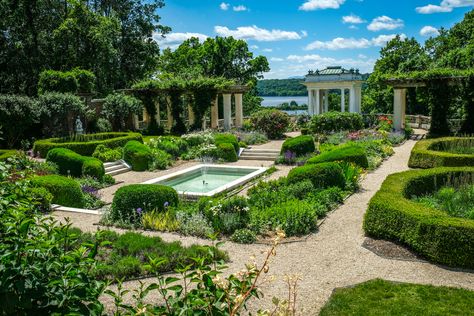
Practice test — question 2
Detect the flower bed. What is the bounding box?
[409,137,474,168]
[363,167,474,268]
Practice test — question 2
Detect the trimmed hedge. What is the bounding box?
[123,141,151,171]
[287,162,345,189]
[214,133,239,154]
[46,148,105,179]
[33,132,143,158]
[409,137,474,168]
[307,143,369,168]
[31,175,85,208]
[363,167,474,268]
[110,184,179,224]
[217,143,238,162]
[310,112,364,134]
[280,135,315,157]
[0,150,17,161]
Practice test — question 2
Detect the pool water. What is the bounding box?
[159,167,254,193]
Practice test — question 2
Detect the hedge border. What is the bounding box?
[307,143,368,168]
[408,137,474,168]
[33,132,143,158]
[363,167,474,268]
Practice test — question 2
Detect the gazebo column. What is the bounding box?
[234,93,243,128]
[223,93,232,130]
[340,89,345,112]
[323,90,329,113]
[349,86,356,113]
[166,97,173,130]
[393,88,407,131]
[354,85,362,113]
[211,95,219,129]
[308,89,314,115]
[315,89,321,115]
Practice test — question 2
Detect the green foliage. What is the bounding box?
[363,167,474,268]
[46,147,105,179]
[70,68,96,93]
[31,175,85,208]
[27,187,53,213]
[231,228,257,244]
[149,148,172,170]
[257,79,308,96]
[214,133,239,153]
[408,137,474,168]
[287,162,346,190]
[310,112,364,134]
[148,136,188,158]
[0,150,18,161]
[200,196,249,235]
[102,93,143,131]
[0,95,40,148]
[250,109,290,139]
[280,135,315,157]
[142,209,180,231]
[110,184,179,224]
[92,144,122,162]
[320,279,474,316]
[217,143,238,162]
[33,132,143,158]
[123,140,152,171]
[307,144,369,168]
[239,132,268,145]
[38,69,78,94]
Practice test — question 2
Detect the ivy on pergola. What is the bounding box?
[384,68,474,136]
[130,76,236,133]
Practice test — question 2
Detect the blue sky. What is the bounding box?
[155,0,474,79]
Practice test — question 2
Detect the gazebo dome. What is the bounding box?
[305,66,364,83]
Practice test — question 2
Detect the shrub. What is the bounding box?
[0,149,18,161]
[95,118,113,132]
[287,162,345,189]
[149,148,172,170]
[214,133,239,153]
[110,184,179,224]
[363,167,474,268]
[231,228,257,244]
[0,95,40,148]
[409,137,474,168]
[217,143,238,162]
[70,68,95,93]
[101,93,143,131]
[176,211,214,237]
[280,135,315,157]
[201,196,249,235]
[33,132,143,158]
[149,136,188,158]
[38,69,78,94]
[46,148,105,179]
[250,109,290,139]
[310,112,364,134]
[92,144,122,162]
[142,209,180,231]
[123,140,152,171]
[250,199,318,236]
[31,175,85,208]
[307,143,369,168]
[239,132,268,145]
[28,187,53,212]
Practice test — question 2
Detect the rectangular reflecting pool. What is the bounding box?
[142,164,267,199]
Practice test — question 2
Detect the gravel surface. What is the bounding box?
[52,136,474,315]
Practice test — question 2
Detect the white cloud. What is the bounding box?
[270,57,284,62]
[301,30,308,37]
[250,45,259,49]
[304,33,406,50]
[342,14,366,24]
[214,25,304,41]
[299,0,345,11]
[153,32,208,49]
[262,48,273,52]
[233,5,248,11]
[358,54,368,59]
[416,0,474,14]
[367,16,404,31]
[220,2,230,10]
[420,25,440,36]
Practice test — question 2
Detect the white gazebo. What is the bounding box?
[303,66,365,116]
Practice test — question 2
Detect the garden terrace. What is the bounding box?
[409,137,474,168]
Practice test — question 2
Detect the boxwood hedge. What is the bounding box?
[214,133,239,154]
[217,143,238,162]
[110,184,179,224]
[363,167,474,268]
[287,162,345,189]
[310,112,364,134]
[408,137,474,168]
[31,175,85,208]
[307,143,369,168]
[46,148,105,179]
[33,132,142,158]
[123,141,151,171]
[280,135,315,157]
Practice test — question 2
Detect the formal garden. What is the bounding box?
[2,1,474,314]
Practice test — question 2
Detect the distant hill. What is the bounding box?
[257,78,307,96]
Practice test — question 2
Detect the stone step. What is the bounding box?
[104,161,122,167]
[106,167,131,176]
[245,148,280,153]
[241,151,279,156]
[105,164,126,172]
[239,155,277,161]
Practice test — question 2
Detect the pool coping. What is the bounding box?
[141,164,268,199]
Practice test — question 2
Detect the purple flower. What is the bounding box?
[136,207,142,215]
[284,150,296,162]
[164,201,169,208]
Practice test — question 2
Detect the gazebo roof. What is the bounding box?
[304,66,366,83]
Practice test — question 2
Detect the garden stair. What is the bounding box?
[239,148,280,161]
[104,160,131,176]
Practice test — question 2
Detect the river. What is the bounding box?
[261,96,308,115]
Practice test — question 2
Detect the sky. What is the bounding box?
[154,0,474,79]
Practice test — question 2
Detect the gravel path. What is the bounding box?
[53,138,474,314]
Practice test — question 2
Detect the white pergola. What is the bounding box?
[303,66,365,116]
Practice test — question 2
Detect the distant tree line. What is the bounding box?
[257,79,307,96]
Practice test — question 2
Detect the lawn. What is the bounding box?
[319,279,474,316]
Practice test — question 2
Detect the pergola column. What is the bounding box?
[234,93,243,128]
[154,99,160,126]
[393,88,407,131]
[133,114,140,130]
[166,97,173,130]
[211,95,219,129]
[223,93,232,130]
[188,103,195,126]
[340,89,345,112]
[315,89,321,115]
